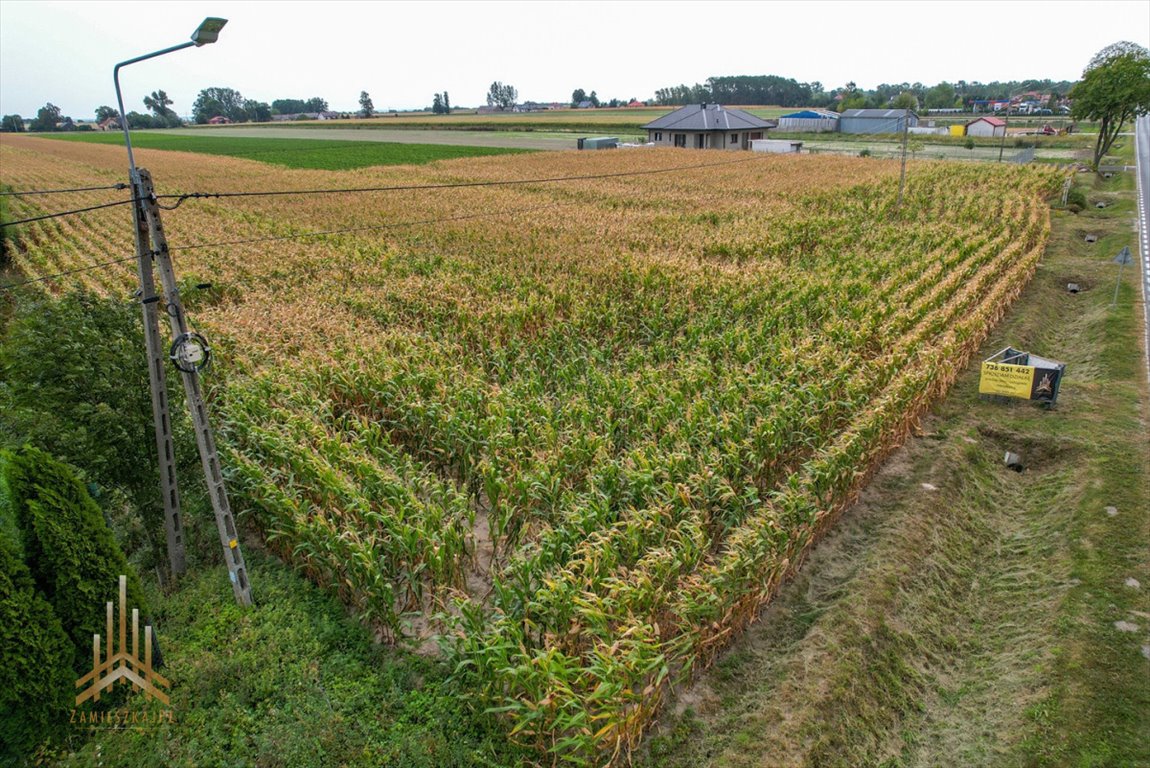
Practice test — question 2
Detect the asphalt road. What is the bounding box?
[1136,114,1150,384]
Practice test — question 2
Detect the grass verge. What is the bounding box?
[47,549,528,768]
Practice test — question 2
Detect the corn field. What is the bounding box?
[0,135,1061,763]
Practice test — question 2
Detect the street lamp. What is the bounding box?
[113,17,227,181]
[111,17,227,586]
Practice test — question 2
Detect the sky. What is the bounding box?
[1,0,1148,120]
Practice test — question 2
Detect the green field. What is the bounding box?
[44,131,532,170]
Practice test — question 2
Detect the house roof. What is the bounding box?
[642,104,774,132]
[841,109,919,119]
[966,116,1006,127]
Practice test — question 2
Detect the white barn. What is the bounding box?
[965,116,1007,138]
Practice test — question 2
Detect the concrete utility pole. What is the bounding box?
[129,176,186,578]
[998,109,1010,163]
[897,108,910,208]
[138,170,252,606]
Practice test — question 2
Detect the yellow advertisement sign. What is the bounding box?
[979,362,1034,398]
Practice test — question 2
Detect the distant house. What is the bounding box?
[627,100,645,107]
[776,109,839,133]
[271,111,342,122]
[97,117,120,131]
[839,109,918,134]
[207,115,231,125]
[971,99,1010,113]
[576,100,593,109]
[642,103,774,150]
[965,116,1006,138]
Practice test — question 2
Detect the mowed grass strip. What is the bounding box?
[43,131,532,170]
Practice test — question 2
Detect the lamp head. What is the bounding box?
[191,17,227,46]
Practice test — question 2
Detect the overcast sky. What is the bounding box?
[1,0,1147,119]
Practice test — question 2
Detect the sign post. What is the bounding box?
[1113,245,1133,307]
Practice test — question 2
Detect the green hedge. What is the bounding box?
[2,446,147,673]
[0,534,73,763]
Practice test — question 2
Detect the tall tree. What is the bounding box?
[143,89,180,127]
[272,98,307,114]
[432,93,444,114]
[94,105,118,123]
[0,114,24,132]
[924,82,957,110]
[245,99,272,122]
[442,91,451,114]
[192,87,246,123]
[486,81,517,110]
[890,91,919,111]
[30,103,62,132]
[1071,41,1150,168]
[304,96,329,112]
[571,88,587,106]
[143,89,174,118]
[358,90,374,118]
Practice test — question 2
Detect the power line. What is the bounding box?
[0,156,763,229]
[0,154,767,289]
[170,200,568,252]
[0,199,573,290]
[0,198,140,228]
[0,255,137,291]
[0,183,129,197]
[153,154,763,204]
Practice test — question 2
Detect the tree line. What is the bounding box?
[652,74,1080,111]
[0,91,353,132]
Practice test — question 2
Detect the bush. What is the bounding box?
[0,533,73,763]
[2,446,148,674]
[0,291,200,570]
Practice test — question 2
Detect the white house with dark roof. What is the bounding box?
[642,103,775,150]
